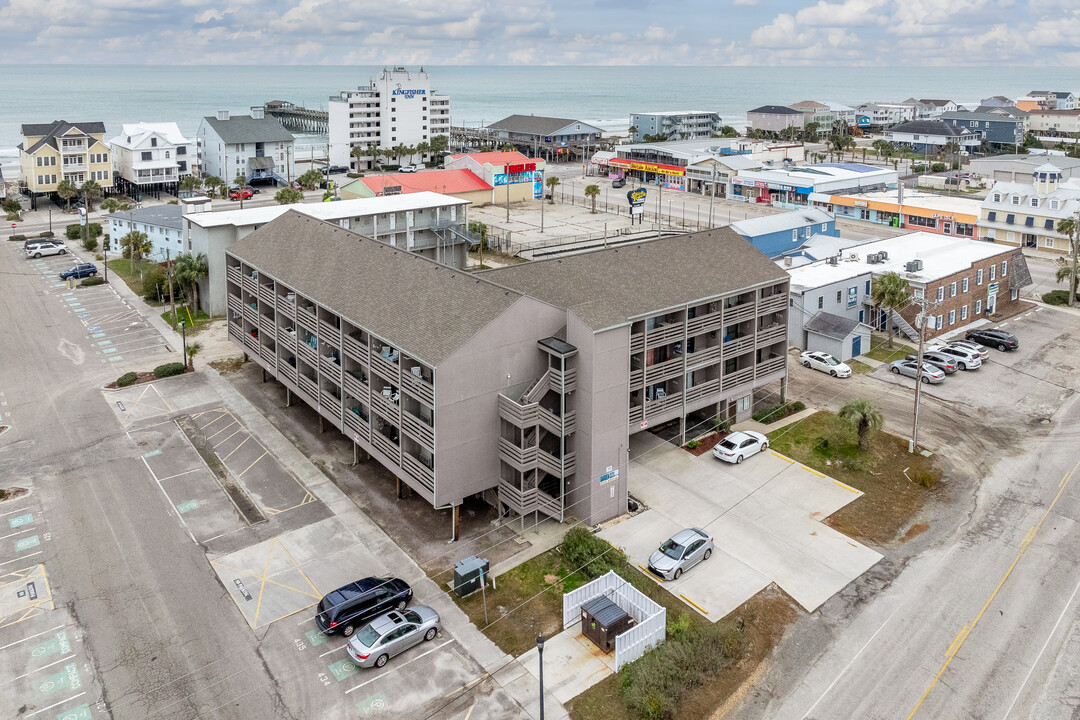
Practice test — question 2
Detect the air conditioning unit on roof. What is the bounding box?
[905,259,923,273]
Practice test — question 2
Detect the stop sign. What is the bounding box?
[9,223,14,230]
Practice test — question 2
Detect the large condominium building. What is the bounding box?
[979,165,1080,254]
[629,111,723,142]
[18,121,113,205]
[108,122,196,196]
[184,192,471,315]
[196,108,295,186]
[225,215,789,537]
[328,66,450,172]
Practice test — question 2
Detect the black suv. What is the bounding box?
[965,328,1018,352]
[315,577,412,636]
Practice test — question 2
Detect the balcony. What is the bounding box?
[685,379,720,404]
[319,353,341,377]
[723,335,754,357]
[645,323,685,349]
[371,350,398,380]
[759,294,787,314]
[227,322,242,342]
[242,302,258,325]
[757,355,786,377]
[401,411,434,451]
[687,310,724,336]
[498,393,539,428]
[629,404,644,425]
[724,302,756,324]
[643,355,684,384]
[343,370,367,399]
[643,390,683,416]
[297,342,318,367]
[297,374,318,400]
[259,285,275,305]
[549,367,577,394]
[630,332,645,354]
[757,324,786,346]
[62,161,87,172]
[242,333,259,354]
[319,390,342,417]
[297,304,318,329]
[343,332,367,360]
[278,360,298,384]
[227,294,243,316]
[319,319,341,347]
[343,407,369,439]
[226,266,241,284]
[242,274,258,294]
[372,390,399,420]
[401,452,434,493]
[721,366,754,392]
[258,315,275,337]
[498,437,538,471]
[401,369,434,406]
[686,344,721,369]
[371,430,400,463]
[538,449,576,478]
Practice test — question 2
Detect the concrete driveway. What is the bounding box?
[601,434,881,618]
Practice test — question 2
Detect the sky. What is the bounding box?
[1,0,1078,66]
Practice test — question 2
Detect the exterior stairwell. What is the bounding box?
[891,309,920,342]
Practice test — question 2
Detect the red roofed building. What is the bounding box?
[339,168,495,205]
[444,150,546,203]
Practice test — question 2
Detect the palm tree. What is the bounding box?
[234,172,247,188]
[942,141,961,169]
[100,197,124,214]
[56,179,78,210]
[1057,216,1080,307]
[501,143,515,152]
[429,134,448,155]
[584,184,600,213]
[838,400,883,450]
[870,272,911,348]
[545,176,560,204]
[718,125,739,138]
[178,175,202,196]
[628,125,638,138]
[391,144,408,167]
[185,341,203,371]
[79,179,103,212]
[350,144,367,171]
[414,141,431,166]
[121,230,152,275]
[274,187,304,204]
[173,252,208,312]
[203,176,224,199]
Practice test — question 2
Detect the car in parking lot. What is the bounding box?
[890,359,946,384]
[712,430,769,464]
[229,187,254,201]
[59,263,98,280]
[965,328,1018,352]
[800,350,852,377]
[399,164,419,173]
[612,177,626,188]
[926,344,982,370]
[24,236,58,251]
[26,241,67,258]
[647,528,714,581]
[315,577,413,637]
[346,606,442,668]
[322,165,349,175]
[905,351,958,374]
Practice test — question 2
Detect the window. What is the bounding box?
[936,286,945,301]
[737,395,752,413]
[141,151,152,161]
[1050,199,1060,210]
[956,222,974,237]
[960,305,968,321]
[987,211,996,221]
[821,223,828,232]
[836,290,842,304]
[865,279,871,294]
[989,265,996,281]
[1030,197,1039,208]
[1043,237,1056,249]
[975,299,983,315]
[948,310,956,326]
[817,296,823,309]
[936,314,944,329]
[165,151,170,159]
[1011,195,1021,205]
[962,277,969,292]
[1011,288,1019,300]
[150,137,157,147]
[1005,214,1015,224]
[1045,219,1055,229]
[36,156,42,166]
[992,193,1001,202]
[792,229,798,242]
[949,281,957,297]
[1000,260,1008,277]
[907,215,937,228]
[913,287,924,298]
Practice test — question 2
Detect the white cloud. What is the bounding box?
[733,0,759,5]
[795,0,889,26]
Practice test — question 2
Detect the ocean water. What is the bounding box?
[2,64,1077,164]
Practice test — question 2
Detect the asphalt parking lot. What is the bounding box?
[602,434,881,619]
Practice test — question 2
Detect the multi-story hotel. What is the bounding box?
[629,111,723,142]
[225,213,789,538]
[18,121,113,206]
[328,66,450,172]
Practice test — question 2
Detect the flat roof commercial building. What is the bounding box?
[444,151,546,203]
[226,217,790,536]
[184,193,471,315]
[339,168,493,206]
[733,163,898,209]
[823,188,980,239]
[969,153,1080,184]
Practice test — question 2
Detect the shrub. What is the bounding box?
[153,362,186,378]
[560,527,626,579]
[912,164,927,172]
[9,234,25,242]
[81,276,105,287]
[65,224,82,240]
[141,264,168,301]
[931,162,946,173]
[83,236,99,252]
[752,401,805,424]
[1042,290,1080,305]
[116,372,139,387]
[916,470,939,489]
[40,231,54,238]
[685,440,701,450]
[346,172,360,179]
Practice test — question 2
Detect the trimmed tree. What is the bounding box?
[121,230,152,274]
[584,184,600,213]
[79,179,103,212]
[203,176,224,199]
[545,176,560,204]
[870,271,911,348]
[185,341,203,371]
[275,187,304,204]
[839,399,883,450]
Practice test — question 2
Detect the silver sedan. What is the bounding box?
[647,527,714,581]
[889,359,946,384]
[346,606,442,668]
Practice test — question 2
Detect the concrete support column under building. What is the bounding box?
[452,504,460,542]
[780,374,789,403]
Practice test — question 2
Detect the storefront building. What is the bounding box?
[825,189,980,239]
[732,163,897,209]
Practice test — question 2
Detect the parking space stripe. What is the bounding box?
[0,654,76,687]
[0,527,38,541]
[207,420,239,442]
[140,455,196,544]
[236,451,267,478]
[0,624,66,651]
[219,435,249,459]
[211,426,244,449]
[0,506,31,518]
[0,551,42,566]
[319,643,349,657]
[343,640,454,694]
[157,468,203,483]
[26,692,86,717]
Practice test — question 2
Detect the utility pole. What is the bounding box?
[167,248,176,327]
[708,162,717,228]
[909,296,940,453]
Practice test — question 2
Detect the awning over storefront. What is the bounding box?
[604,157,686,177]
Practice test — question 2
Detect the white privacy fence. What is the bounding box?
[562,570,666,671]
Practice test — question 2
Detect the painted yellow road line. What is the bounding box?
[212,426,244,450]
[638,564,663,583]
[151,384,173,413]
[251,543,275,629]
[907,459,1080,719]
[803,466,825,478]
[220,435,250,461]
[773,451,795,463]
[681,594,709,615]
[198,411,230,431]
[240,452,273,480]
[943,624,969,659]
[276,538,322,597]
[833,480,860,494]
[206,420,239,442]
[463,703,475,720]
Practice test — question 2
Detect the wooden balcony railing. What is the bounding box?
[549,367,577,394]
[686,344,721,369]
[318,319,341,347]
[371,431,400,463]
[226,266,241,284]
[242,274,258,294]
[630,332,645,354]
[258,285,275,305]
[645,323,685,349]
[757,325,786,346]
[343,408,369,439]
[342,333,367,360]
[498,437,538,470]
[401,370,434,406]
[343,371,366,399]
[537,490,563,521]
[498,394,539,428]
[723,335,754,357]
[498,480,537,516]
[538,449,576,478]
[687,310,724,336]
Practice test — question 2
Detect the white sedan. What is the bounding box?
[712,430,769,464]
[800,350,851,378]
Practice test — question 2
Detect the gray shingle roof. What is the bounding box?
[226,212,522,366]
[804,311,860,340]
[941,110,1023,124]
[105,204,183,231]
[480,228,788,331]
[748,105,802,115]
[888,120,974,138]
[486,114,601,136]
[202,114,294,144]
[21,121,108,154]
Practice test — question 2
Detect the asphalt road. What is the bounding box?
[0,244,287,719]
[732,308,1080,720]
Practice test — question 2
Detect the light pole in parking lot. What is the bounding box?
[537,633,546,720]
[180,319,189,370]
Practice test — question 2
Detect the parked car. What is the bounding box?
[26,241,67,258]
[399,164,419,173]
[944,339,989,359]
[24,237,56,251]
[229,187,254,201]
[647,528,714,581]
[243,184,260,194]
[314,577,413,637]
[322,165,349,175]
[346,606,442,668]
[927,344,982,370]
[889,359,946,384]
[611,177,626,188]
[905,351,958,374]
[59,263,98,280]
[799,350,852,377]
[712,430,769,464]
[965,328,1018,352]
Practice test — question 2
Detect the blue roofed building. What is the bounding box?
[730,207,837,259]
[731,163,898,209]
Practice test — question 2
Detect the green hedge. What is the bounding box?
[153,362,186,378]
[1042,290,1080,306]
[116,372,139,387]
[81,276,105,287]
[9,234,25,242]
[560,527,627,580]
[752,400,806,424]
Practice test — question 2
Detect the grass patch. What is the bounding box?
[106,259,146,296]
[863,335,913,365]
[767,411,940,545]
[209,357,246,374]
[846,359,874,375]
[160,307,214,334]
[752,400,805,424]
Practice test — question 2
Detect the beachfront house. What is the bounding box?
[884,120,981,154]
[18,120,113,208]
[196,108,295,186]
[939,111,1024,149]
[746,106,804,134]
[979,166,1080,254]
[485,115,604,163]
[108,122,195,197]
